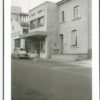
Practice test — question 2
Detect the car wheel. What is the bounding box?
[17,54,20,59]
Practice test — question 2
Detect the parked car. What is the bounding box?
[12,48,30,59]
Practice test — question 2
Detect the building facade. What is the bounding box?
[11,0,91,60]
[54,0,92,60]
[11,6,29,53]
[20,1,59,58]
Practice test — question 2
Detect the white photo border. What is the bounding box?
[2,0,99,100]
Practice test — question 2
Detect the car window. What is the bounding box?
[20,48,25,51]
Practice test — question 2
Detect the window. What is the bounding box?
[62,11,65,22]
[71,30,77,46]
[15,39,20,48]
[74,6,79,19]
[30,20,37,29]
[23,29,28,34]
[30,16,44,29]
[37,16,44,27]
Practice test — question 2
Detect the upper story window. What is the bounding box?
[61,11,65,22]
[30,16,44,30]
[37,16,44,27]
[73,6,80,19]
[23,28,28,34]
[71,30,77,46]
[30,20,37,29]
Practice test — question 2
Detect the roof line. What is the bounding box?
[57,0,70,5]
[29,1,53,12]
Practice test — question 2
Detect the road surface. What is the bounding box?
[12,58,92,100]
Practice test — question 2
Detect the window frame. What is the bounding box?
[61,11,65,22]
[30,19,37,29]
[37,16,44,27]
[30,16,44,29]
[23,28,28,34]
[73,5,80,19]
[71,30,78,47]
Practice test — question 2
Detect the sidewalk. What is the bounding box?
[66,60,92,67]
[44,58,92,67]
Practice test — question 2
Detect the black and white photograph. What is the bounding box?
[1,0,99,100]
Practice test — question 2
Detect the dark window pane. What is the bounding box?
[23,29,28,34]
[62,11,65,22]
[71,30,77,46]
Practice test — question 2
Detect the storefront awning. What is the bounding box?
[19,31,47,39]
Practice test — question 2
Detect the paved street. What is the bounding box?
[12,59,92,100]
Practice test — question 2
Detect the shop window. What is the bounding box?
[73,6,80,19]
[71,30,77,46]
[23,29,28,34]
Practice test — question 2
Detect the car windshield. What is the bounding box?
[20,48,26,51]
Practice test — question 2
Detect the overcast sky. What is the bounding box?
[11,0,61,12]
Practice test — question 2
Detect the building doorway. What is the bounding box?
[60,34,63,54]
[25,37,46,58]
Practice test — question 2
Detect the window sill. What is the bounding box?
[72,17,81,21]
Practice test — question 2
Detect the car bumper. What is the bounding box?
[19,54,29,58]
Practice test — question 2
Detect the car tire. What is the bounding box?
[17,54,20,59]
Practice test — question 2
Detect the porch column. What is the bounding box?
[20,39,25,48]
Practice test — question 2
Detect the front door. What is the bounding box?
[60,34,63,54]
